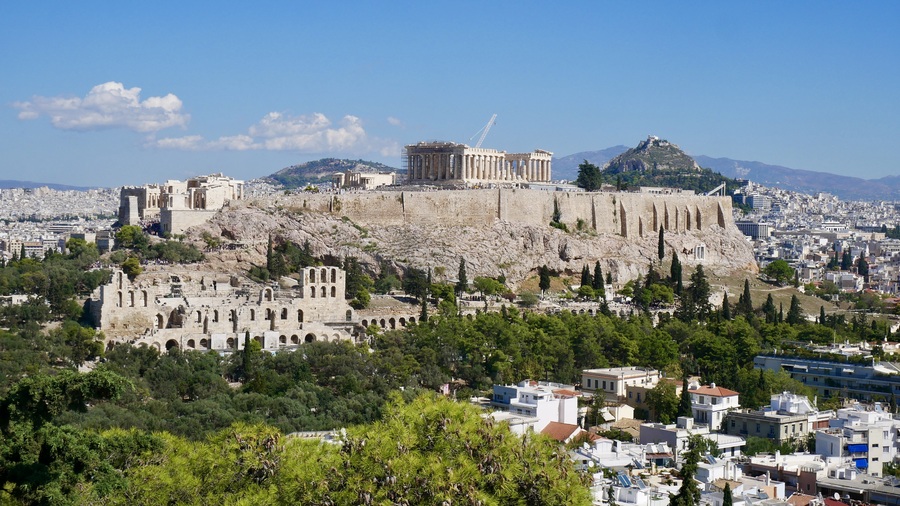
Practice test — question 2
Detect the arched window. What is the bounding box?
[309,270,316,283]
[297,309,304,322]
[331,286,336,298]
[331,269,337,283]
[310,287,316,298]
[281,308,288,319]
[320,286,326,298]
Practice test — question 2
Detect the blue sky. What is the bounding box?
[2,1,899,187]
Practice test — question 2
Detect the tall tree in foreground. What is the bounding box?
[670,251,683,295]
[455,257,468,295]
[722,292,732,321]
[677,377,692,419]
[689,265,712,322]
[539,265,551,294]
[670,435,703,506]
[786,294,803,325]
[592,261,604,295]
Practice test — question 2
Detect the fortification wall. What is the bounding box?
[287,189,734,238]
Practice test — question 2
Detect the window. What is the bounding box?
[628,392,633,399]
[636,393,641,402]
[731,420,735,428]
[885,446,891,454]
[756,423,760,433]
[602,381,607,390]
[699,396,706,404]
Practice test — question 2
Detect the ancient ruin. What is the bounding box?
[119,174,245,234]
[91,265,358,352]
[403,142,552,185]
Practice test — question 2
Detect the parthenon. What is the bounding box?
[404,142,552,185]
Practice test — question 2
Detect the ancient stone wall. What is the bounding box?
[287,189,734,238]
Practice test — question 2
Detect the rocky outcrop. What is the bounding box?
[188,193,757,288]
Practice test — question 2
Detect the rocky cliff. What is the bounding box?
[187,190,757,287]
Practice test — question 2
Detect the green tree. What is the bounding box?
[539,265,551,293]
[670,251,683,295]
[403,267,430,301]
[592,261,605,296]
[722,292,732,320]
[121,257,142,280]
[858,257,869,283]
[841,251,853,271]
[786,294,803,325]
[677,377,692,418]
[689,265,711,322]
[580,264,593,288]
[762,294,777,324]
[739,278,753,315]
[658,226,665,263]
[670,435,703,506]
[456,257,468,295]
[575,160,603,191]
[723,482,733,506]
[646,381,679,423]
[763,259,794,286]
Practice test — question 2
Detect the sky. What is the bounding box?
[2,1,899,187]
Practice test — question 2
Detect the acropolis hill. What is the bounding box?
[189,188,757,286]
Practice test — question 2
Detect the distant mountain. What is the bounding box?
[598,137,738,194]
[694,156,900,201]
[264,158,400,188]
[551,145,629,181]
[0,180,95,191]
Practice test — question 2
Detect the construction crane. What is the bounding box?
[469,114,497,148]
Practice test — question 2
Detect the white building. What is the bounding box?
[690,382,740,431]
[491,380,578,433]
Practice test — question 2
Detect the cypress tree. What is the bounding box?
[658,226,665,263]
[722,292,731,320]
[723,482,733,506]
[580,265,592,288]
[786,294,803,325]
[740,279,753,315]
[820,306,826,325]
[538,265,551,293]
[456,257,468,295]
[670,251,683,295]
[592,261,604,293]
[677,377,692,418]
[763,294,776,324]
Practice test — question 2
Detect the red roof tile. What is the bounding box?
[540,422,581,442]
[692,385,739,397]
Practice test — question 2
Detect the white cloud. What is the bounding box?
[151,112,392,155]
[14,81,189,132]
[387,116,403,127]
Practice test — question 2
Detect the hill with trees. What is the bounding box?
[264,158,400,188]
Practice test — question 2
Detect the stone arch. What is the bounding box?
[332,333,341,341]
[167,309,182,328]
[379,318,386,328]
[187,339,195,349]
[117,271,123,289]
[331,286,336,298]
[262,287,273,302]
[142,290,148,307]
[290,335,298,344]
[281,308,288,319]
[331,268,337,283]
[320,268,327,281]
[129,291,135,307]
[409,316,416,324]
[310,287,316,298]
[279,335,287,345]
[165,339,179,351]
[156,313,165,329]
[200,338,208,349]
[298,309,304,322]
[320,286,326,298]
[619,203,628,238]
[152,342,161,352]
[309,270,316,283]
[250,308,256,321]
[346,309,352,321]
[685,208,692,231]
[717,202,727,228]
[304,333,316,343]
[117,291,123,308]
[389,317,396,329]
[254,335,264,347]
[399,317,407,326]
[695,206,702,230]
[361,319,369,327]
[227,337,236,349]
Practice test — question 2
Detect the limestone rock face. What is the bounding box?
[188,196,757,288]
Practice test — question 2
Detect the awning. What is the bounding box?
[848,444,868,453]
[855,458,869,469]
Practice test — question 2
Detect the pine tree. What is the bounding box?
[689,265,711,322]
[820,306,826,326]
[722,292,731,320]
[456,257,468,295]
